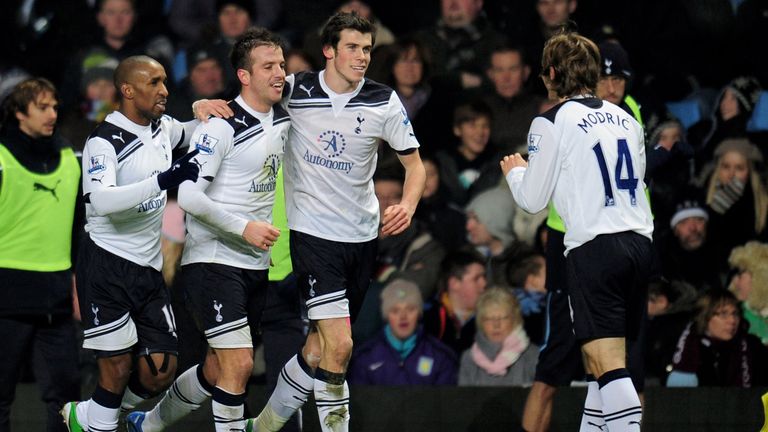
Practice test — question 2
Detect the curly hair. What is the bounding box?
[728,241,768,313]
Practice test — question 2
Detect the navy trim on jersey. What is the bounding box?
[117,142,144,163]
[350,79,392,105]
[233,126,264,146]
[88,122,139,155]
[273,103,289,123]
[538,97,604,124]
[287,102,333,109]
[291,72,328,100]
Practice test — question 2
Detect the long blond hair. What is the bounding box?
[705,139,768,233]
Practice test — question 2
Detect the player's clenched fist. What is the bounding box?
[500,153,527,176]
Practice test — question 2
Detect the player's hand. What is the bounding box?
[381,203,414,237]
[242,221,280,251]
[192,99,234,122]
[500,153,527,176]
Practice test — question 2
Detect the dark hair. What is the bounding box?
[541,25,600,98]
[98,0,135,12]
[487,44,529,70]
[2,78,58,126]
[507,254,545,287]
[438,247,486,292]
[453,100,492,127]
[320,11,376,51]
[384,37,430,88]
[694,289,740,334]
[230,27,285,72]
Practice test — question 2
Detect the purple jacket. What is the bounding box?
[348,328,458,385]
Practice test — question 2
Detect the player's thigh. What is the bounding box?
[77,239,143,354]
[182,263,265,349]
[290,231,351,321]
[132,266,178,357]
[533,291,584,386]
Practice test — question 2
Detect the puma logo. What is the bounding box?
[299,84,314,97]
[33,180,61,201]
[111,132,124,143]
[91,175,104,184]
[234,116,248,127]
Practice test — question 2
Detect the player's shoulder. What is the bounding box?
[273,103,290,125]
[218,99,260,136]
[350,78,394,106]
[289,71,328,101]
[537,97,604,124]
[87,120,139,154]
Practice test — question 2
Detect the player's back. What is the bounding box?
[542,97,653,253]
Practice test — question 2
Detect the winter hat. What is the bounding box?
[598,41,632,80]
[466,186,517,248]
[646,111,684,148]
[380,279,423,318]
[726,76,762,116]
[81,50,118,91]
[714,138,763,164]
[186,43,220,73]
[670,193,708,229]
[216,0,254,18]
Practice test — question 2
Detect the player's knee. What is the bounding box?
[302,348,322,370]
[326,334,353,364]
[100,354,133,382]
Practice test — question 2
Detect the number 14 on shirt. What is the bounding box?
[592,138,638,207]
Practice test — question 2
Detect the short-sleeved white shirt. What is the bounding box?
[282,71,419,242]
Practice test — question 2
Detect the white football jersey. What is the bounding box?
[506,97,653,254]
[82,112,189,270]
[282,71,419,242]
[180,96,290,270]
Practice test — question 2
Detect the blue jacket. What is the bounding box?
[348,327,458,385]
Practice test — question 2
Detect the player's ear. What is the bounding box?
[237,68,250,86]
[121,83,133,100]
[322,44,335,61]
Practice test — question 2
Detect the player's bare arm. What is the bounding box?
[382,150,426,236]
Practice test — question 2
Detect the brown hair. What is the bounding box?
[694,289,740,335]
[540,27,600,98]
[2,78,58,125]
[320,11,376,51]
[231,27,285,72]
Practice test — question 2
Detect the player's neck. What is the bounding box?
[239,91,272,114]
[565,91,596,100]
[119,106,151,127]
[322,67,361,94]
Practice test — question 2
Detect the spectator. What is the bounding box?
[596,40,642,123]
[523,0,579,96]
[58,55,119,151]
[415,0,506,91]
[728,241,768,344]
[667,289,768,387]
[61,0,174,111]
[349,279,458,385]
[657,192,724,291]
[284,48,317,75]
[435,101,500,206]
[0,78,81,432]
[303,0,396,68]
[166,43,229,121]
[423,248,488,356]
[644,113,695,236]
[458,287,538,386]
[507,252,548,345]
[705,138,768,264]
[644,278,697,386]
[481,45,544,154]
[412,155,468,252]
[689,76,763,174]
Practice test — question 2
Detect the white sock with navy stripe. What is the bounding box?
[142,364,213,432]
[579,375,605,431]
[212,387,246,432]
[87,385,122,432]
[314,368,349,432]
[598,369,642,432]
[254,353,314,431]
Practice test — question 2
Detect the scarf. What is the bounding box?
[471,325,529,376]
[384,325,418,360]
